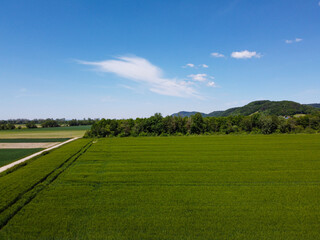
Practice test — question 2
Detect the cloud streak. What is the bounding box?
[182,63,195,68]
[211,52,225,58]
[231,50,261,59]
[78,56,199,98]
[285,38,302,44]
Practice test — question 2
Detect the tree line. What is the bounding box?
[84,113,320,138]
[0,118,96,130]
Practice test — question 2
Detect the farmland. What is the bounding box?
[0,125,91,139]
[0,138,70,143]
[0,149,43,167]
[0,126,90,167]
[0,138,76,167]
[0,135,320,239]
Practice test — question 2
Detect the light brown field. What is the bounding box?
[0,142,59,149]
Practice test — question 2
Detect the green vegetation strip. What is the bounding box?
[0,138,70,143]
[0,135,319,239]
[0,149,44,167]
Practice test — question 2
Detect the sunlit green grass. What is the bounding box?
[0,135,320,239]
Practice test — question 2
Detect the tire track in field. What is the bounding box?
[0,141,90,213]
[0,141,93,231]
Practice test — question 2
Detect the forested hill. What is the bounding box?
[307,103,320,108]
[171,111,204,117]
[172,100,320,117]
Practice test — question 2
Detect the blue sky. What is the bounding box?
[1,0,320,119]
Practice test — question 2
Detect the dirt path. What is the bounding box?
[0,138,80,173]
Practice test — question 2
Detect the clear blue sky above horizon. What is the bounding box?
[1,0,320,119]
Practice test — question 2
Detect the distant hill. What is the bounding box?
[172,100,320,117]
[171,111,205,117]
[306,103,320,108]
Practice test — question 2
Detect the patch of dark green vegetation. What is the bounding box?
[0,149,43,167]
[0,135,319,239]
[0,138,70,143]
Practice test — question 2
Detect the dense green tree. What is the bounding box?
[41,119,60,128]
[26,121,37,128]
[190,113,204,134]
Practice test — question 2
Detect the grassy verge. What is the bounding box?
[0,135,320,239]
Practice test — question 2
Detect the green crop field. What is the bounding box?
[0,149,44,167]
[0,135,320,239]
[0,125,91,139]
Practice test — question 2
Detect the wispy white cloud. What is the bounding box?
[285,38,303,44]
[188,73,208,82]
[207,81,216,87]
[211,52,225,58]
[318,1,320,6]
[200,64,209,68]
[231,50,261,59]
[78,56,199,98]
[182,63,195,68]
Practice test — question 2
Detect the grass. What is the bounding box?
[0,138,70,143]
[0,135,320,239]
[0,149,43,167]
[0,126,90,138]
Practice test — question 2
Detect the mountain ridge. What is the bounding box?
[172,100,320,117]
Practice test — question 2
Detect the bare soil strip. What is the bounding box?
[0,138,79,173]
[0,143,60,149]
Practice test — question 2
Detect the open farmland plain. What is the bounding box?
[0,138,73,167]
[0,135,320,239]
[0,126,90,167]
[0,125,91,138]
